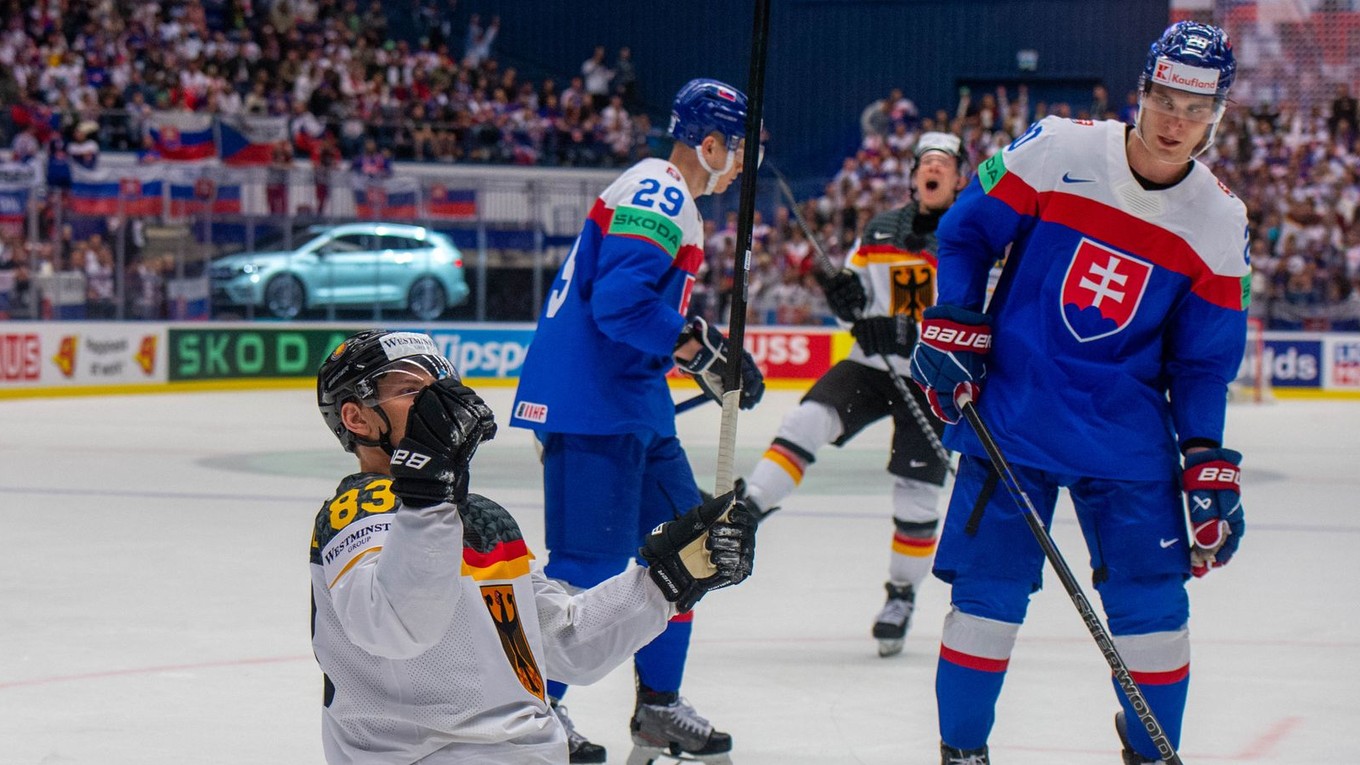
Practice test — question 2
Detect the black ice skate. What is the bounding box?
[626,697,733,765]
[872,582,916,657]
[940,742,990,764]
[1115,711,1167,764]
[550,698,606,764]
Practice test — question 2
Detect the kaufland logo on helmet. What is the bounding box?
[1153,58,1219,94]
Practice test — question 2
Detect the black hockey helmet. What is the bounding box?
[317,329,457,453]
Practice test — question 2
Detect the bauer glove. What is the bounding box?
[390,379,498,507]
[1182,448,1244,577]
[814,268,867,323]
[639,492,758,613]
[675,317,765,410]
[909,305,991,424]
[852,314,917,358]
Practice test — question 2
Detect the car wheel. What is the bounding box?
[408,277,447,321]
[264,275,306,319]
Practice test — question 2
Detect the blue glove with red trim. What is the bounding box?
[908,305,992,424]
[1183,448,1244,577]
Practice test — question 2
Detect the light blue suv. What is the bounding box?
[210,223,469,320]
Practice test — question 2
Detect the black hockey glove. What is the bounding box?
[851,314,917,358]
[390,378,498,508]
[814,268,867,323]
[639,492,758,613]
[674,317,765,410]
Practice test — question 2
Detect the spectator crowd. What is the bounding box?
[0,0,1357,329]
[0,0,660,319]
[1,0,656,169]
[692,82,1360,330]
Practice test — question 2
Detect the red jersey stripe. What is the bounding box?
[940,644,1010,673]
[1127,664,1190,686]
[1039,191,1243,309]
[463,538,531,568]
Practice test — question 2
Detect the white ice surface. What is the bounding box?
[1,386,1356,763]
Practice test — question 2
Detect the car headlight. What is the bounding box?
[213,263,258,279]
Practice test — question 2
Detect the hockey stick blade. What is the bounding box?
[675,392,712,415]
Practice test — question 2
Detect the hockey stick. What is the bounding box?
[766,161,955,475]
[712,0,772,496]
[959,398,1183,765]
[675,392,710,415]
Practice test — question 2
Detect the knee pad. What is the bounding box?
[774,400,843,454]
[1097,574,1189,635]
[893,476,942,527]
[949,575,1036,625]
[746,402,844,511]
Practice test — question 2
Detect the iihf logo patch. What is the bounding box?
[515,401,548,423]
[1060,238,1152,342]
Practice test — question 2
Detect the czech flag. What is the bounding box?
[218,116,287,166]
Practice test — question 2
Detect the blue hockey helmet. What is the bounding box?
[1140,21,1236,101]
[1136,21,1236,158]
[669,78,749,152]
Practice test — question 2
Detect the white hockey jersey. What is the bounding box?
[310,474,673,764]
[843,202,944,375]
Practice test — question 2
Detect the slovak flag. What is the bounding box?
[168,175,243,215]
[69,169,163,216]
[424,184,477,220]
[0,162,39,235]
[148,112,216,162]
[355,176,419,219]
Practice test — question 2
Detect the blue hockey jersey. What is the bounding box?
[937,117,1250,479]
[511,158,705,436]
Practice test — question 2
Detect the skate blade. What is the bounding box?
[877,638,905,657]
[626,745,733,765]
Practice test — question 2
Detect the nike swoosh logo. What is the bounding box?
[1159,538,1179,549]
[909,459,928,468]
[1061,172,1094,184]
[871,231,893,240]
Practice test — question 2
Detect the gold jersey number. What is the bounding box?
[328,479,398,531]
